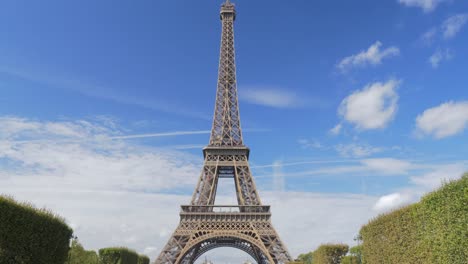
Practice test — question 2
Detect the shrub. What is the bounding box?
[99,247,139,264]
[341,255,359,264]
[360,173,468,264]
[66,239,99,264]
[297,251,313,264]
[311,243,349,264]
[138,254,150,264]
[0,195,73,264]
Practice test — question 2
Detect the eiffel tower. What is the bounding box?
[155,1,292,263]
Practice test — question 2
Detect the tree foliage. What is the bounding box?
[0,195,73,264]
[297,251,313,264]
[65,239,99,264]
[311,244,349,264]
[99,247,139,264]
[138,254,150,264]
[341,255,359,264]
[360,173,468,264]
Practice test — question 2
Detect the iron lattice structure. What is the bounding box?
[155,1,292,263]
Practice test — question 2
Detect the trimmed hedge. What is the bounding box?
[99,247,139,264]
[0,195,73,264]
[360,173,468,264]
[138,255,150,264]
[311,244,349,264]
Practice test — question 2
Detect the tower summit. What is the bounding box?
[155,2,292,263]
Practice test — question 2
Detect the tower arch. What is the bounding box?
[177,233,273,264]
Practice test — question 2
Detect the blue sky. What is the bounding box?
[1,0,467,262]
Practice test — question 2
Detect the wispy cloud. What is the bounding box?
[335,144,383,158]
[361,158,412,175]
[337,41,400,72]
[0,65,210,120]
[415,101,468,139]
[110,131,211,140]
[442,13,468,39]
[329,123,342,135]
[338,79,400,130]
[373,162,466,211]
[428,48,452,68]
[240,87,326,109]
[421,27,438,45]
[0,117,202,192]
[398,0,449,13]
[251,159,352,169]
[420,14,468,45]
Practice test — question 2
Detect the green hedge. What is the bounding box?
[360,173,468,264]
[99,247,139,264]
[311,244,349,264]
[0,195,73,264]
[138,255,150,264]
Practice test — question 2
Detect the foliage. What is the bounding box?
[348,245,361,257]
[99,247,139,264]
[311,243,349,264]
[65,239,99,264]
[341,255,359,264]
[360,173,468,264]
[138,254,150,264]
[0,195,73,264]
[297,251,313,264]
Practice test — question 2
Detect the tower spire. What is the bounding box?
[209,0,241,147]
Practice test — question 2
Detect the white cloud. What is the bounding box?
[298,139,324,150]
[330,123,342,135]
[416,101,468,138]
[337,41,399,71]
[240,88,304,108]
[410,164,466,188]
[421,27,438,45]
[361,158,412,175]
[0,117,201,193]
[339,79,400,130]
[421,14,468,45]
[263,192,378,258]
[335,144,382,158]
[428,49,452,68]
[442,14,468,39]
[110,130,210,140]
[373,192,412,211]
[398,0,448,13]
[374,162,467,212]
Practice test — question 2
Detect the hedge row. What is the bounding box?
[99,247,148,264]
[311,244,348,264]
[360,173,468,264]
[0,195,73,264]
